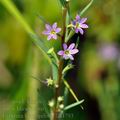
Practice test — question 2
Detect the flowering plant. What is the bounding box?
[40,1,90,119]
[0,0,93,120]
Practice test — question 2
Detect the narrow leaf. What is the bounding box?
[80,0,94,16]
[65,10,71,41]
[30,35,59,81]
[62,64,74,75]
[63,79,79,101]
[37,14,48,24]
[47,48,59,81]
[64,87,69,106]
[64,99,84,111]
[47,48,59,64]
[59,0,66,7]
[30,34,52,64]
[63,79,84,109]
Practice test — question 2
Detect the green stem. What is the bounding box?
[61,7,67,44]
[52,4,68,120]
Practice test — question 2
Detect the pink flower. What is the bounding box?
[68,15,88,35]
[43,22,61,40]
[58,43,79,60]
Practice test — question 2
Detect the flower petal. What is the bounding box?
[45,24,51,30]
[80,24,88,28]
[42,30,50,35]
[68,54,74,60]
[70,49,79,54]
[47,35,52,40]
[52,34,57,39]
[52,22,57,29]
[72,21,76,26]
[78,28,84,35]
[63,43,67,50]
[63,54,69,60]
[75,29,79,33]
[76,15,80,21]
[56,28,61,33]
[80,18,87,24]
[58,50,64,55]
[68,43,75,50]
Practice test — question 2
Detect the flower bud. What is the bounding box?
[48,100,54,108]
[58,96,63,102]
[59,104,64,109]
[46,78,54,86]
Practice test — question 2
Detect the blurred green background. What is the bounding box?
[0,0,120,120]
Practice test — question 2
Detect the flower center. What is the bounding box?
[65,50,70,55]
[51,30,56,34]
[76,22,80,28]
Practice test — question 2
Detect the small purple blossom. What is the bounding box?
[98,43,119,61]
[58,43,79,60]
[68,15,88,34]
[43,22,61,40]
